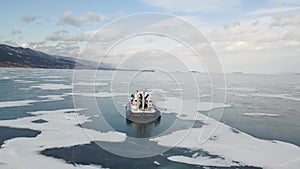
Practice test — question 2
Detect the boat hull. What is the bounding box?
[125,103,161,123]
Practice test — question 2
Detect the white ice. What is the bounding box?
[0,94,70,108]
[72,82,109,86]
[156,97,230,121]
[151,111,300,168]
[30,84,72,90]
[240,113,281,117]
[40,76,65,79]
[0,109,126,169]
[67,92,128,98]
[0,76,17,80]
[153,161,160,165]
[221,87,258,92]
[14,79,35,83]
[228,92,300,101]
[37,94,68,101]
[0,100,38,108]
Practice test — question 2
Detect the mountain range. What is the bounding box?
[0,44,113,69]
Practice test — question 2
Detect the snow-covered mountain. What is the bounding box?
[0,44,114,69]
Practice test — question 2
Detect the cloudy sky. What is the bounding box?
[1,0,300,73]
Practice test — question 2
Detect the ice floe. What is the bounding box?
[240,113,281,117]
[0,109,126,169]
[37,94,69,101]
[72,82,109,86]
[0,76,17,80]
[0,100,38,108]
[221,87,258,92]
[45,79,65,82]
[40,76,65,79]
[151,112,300,168]
[30,84,72,90]
[13,79,35,83]
[0,94,70,109]
[68,92,128,98]
[168,155,233,167]
[156,97,230,121]
[0,91,127,110]
[228,92,300,101]
[153,161,160,165]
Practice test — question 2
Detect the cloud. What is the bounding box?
[20,40,80,57]
[202,13,300,73]
[226,41,251,51]
[21,15,51,24]
[46,30,89,42]
[205,13,300,50]
[2,40,18,46]
[139,0,240,12]
[11,29,22,35]
[141,13,300,73]
[247,6,300,16]
[58,11,105,27]
[21,16,37,23]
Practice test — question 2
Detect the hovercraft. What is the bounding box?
[126,90,161,123]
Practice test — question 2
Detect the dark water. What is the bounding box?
[80,97,203,138]
[41,142,261,169]
[0,126,41,146]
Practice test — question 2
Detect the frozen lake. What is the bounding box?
[0,68,299,169]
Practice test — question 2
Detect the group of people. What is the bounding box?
[131,90,150,109]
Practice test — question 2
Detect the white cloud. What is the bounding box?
[2,40,18,46]
[18,40,80,57]
[247,6,300,16]
[77,13,300,73]
[203,13,300,73]
[226,41,251,51]
[21,42,29,48]
[125,12,298,73]
[205,14,300,49]
[14,10,300,73]
[46,31,90,42]
[139,0,240,12]
[58,11,105,27]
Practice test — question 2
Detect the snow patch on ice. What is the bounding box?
[240,113,281,117]
[151,112,300,168]
[0,108,126,169]
[0,100,38,108]
[0,76,16,80]
[228,92,300,101]
[0,94,71,108]
[156,97,230,121]
[37,94,68,101]
[221,87,258,92]
[40,76,64,79]
[14,79,35,83]
[72,82,109,86]
[46,79,65,82]
[30,84,72,90]
[68,92,128,98]
[153,161,160,165]
[168,155,233,167]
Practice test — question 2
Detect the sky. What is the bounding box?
[0,0,300,74]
